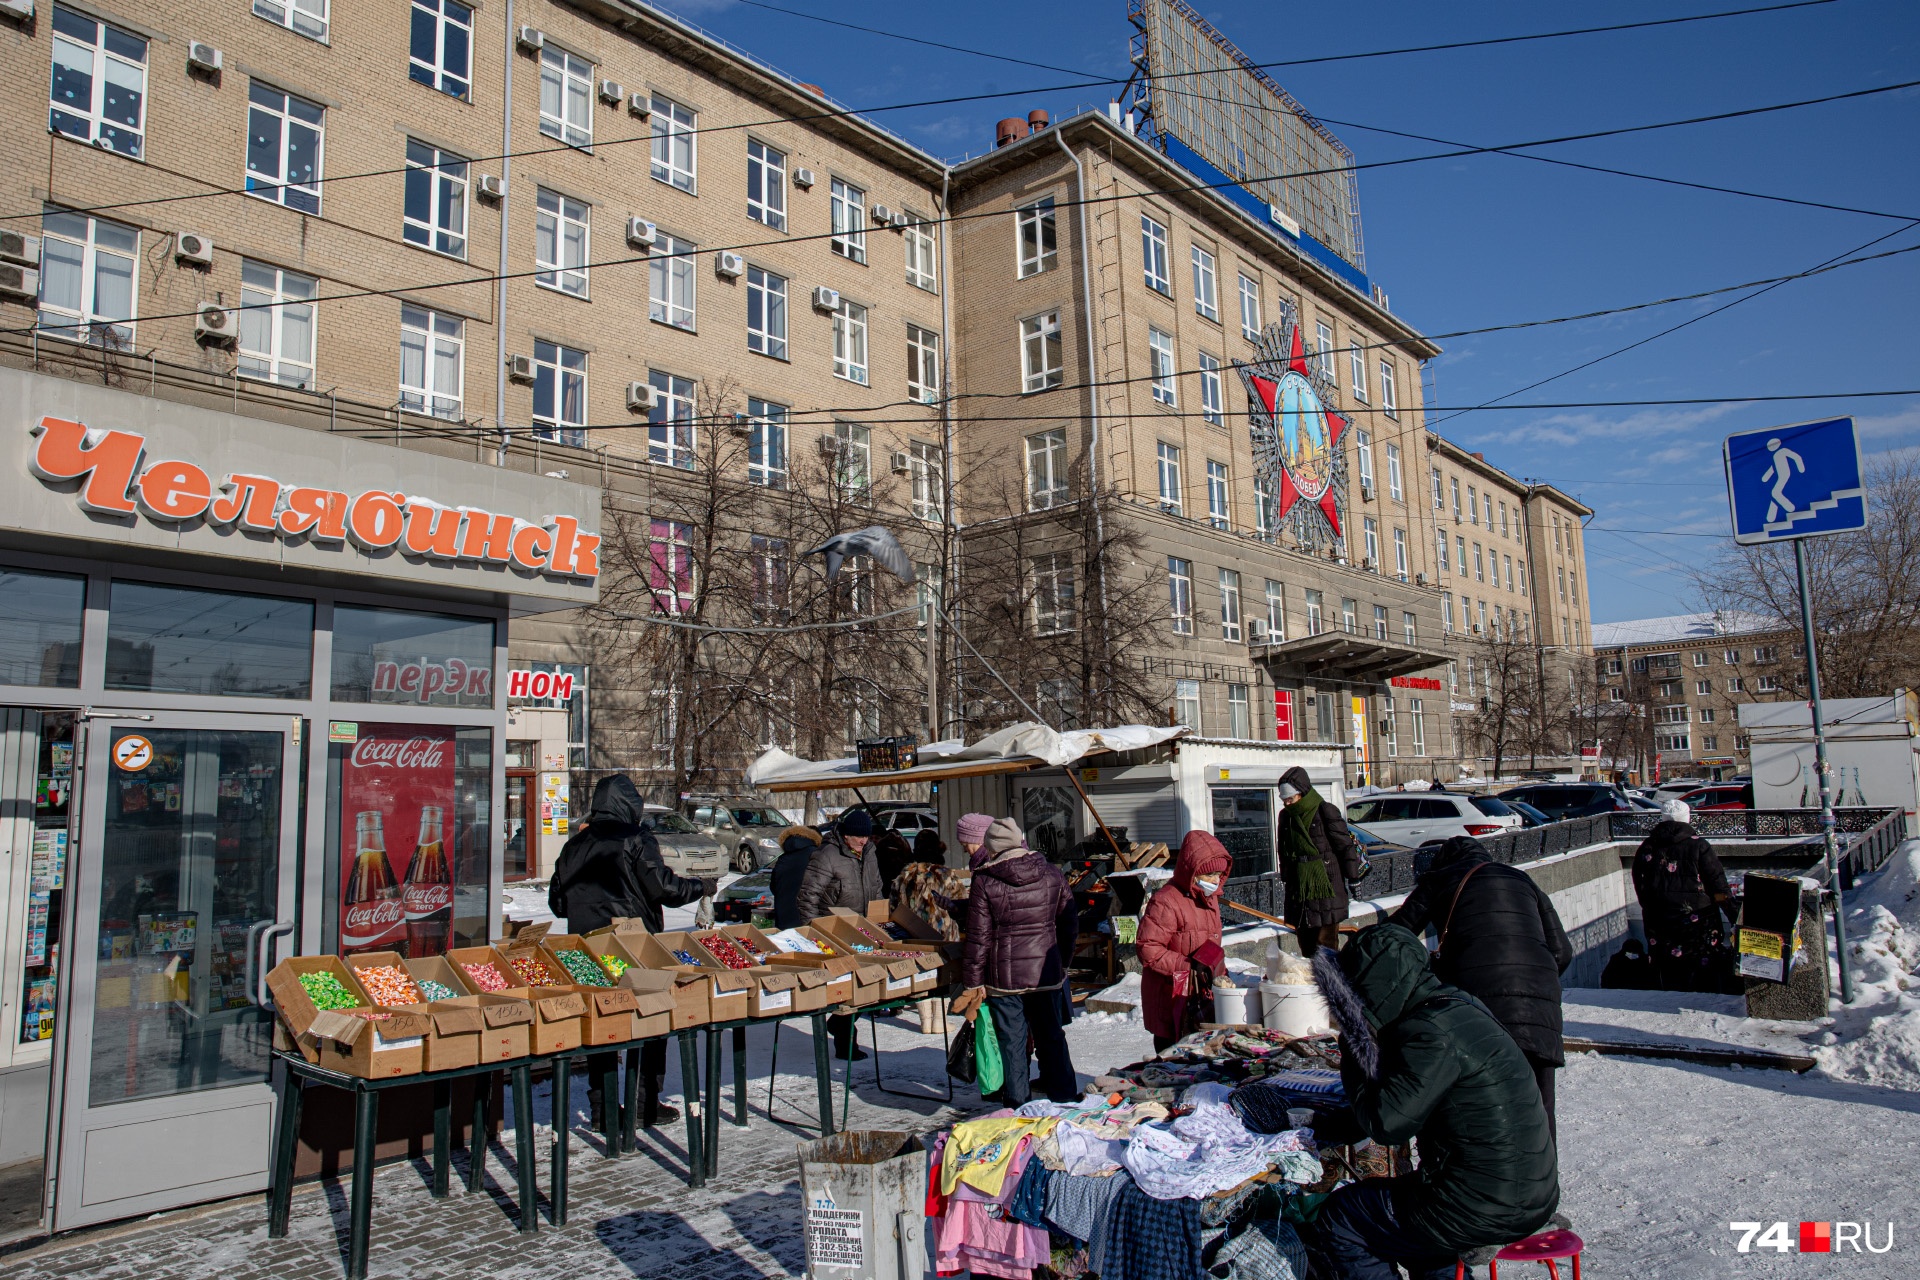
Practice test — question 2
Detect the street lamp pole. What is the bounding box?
[1794,539,1852,1003]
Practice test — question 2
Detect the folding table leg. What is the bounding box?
[766,1020,781,1119]
[347,1089,378,1280]
[678,1030,706,1188]
[466,1081,489,1194]
[732,1025,748,1127]
[704,1027,722,1177]
[267,1073,303,1237]
[551,1055,571,1227]
[809,1013,835,1138]
[431,1080,452,1198]
[511,1063,537,1234]
[621,1045,641,1155]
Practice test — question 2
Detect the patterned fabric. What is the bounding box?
[1008,1160,1052,1227]
[1125,1101,1312,1200]
[1045,1170,1132,1274]
[1209,1217,1309,1280]
[1099,1177,1204,1280]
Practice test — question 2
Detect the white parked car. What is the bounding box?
[1345,791,1523,847]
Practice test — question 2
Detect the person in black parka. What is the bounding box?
[1632,799,1736,993]
[1278,765,1366,953]
[1391,836,1574,1136]
[770,825,821,930]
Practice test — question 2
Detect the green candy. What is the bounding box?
[557,950,611,986]
[600,954,631,978]
[416,979,458,1001]
[299,970,360,1011]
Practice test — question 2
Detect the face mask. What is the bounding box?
[1194,877,1220,896]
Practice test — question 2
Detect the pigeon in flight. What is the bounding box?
[805,525,916,585]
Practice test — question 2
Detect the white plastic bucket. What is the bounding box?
[1260,982,1331,1036]
[1212,983,1263,1027]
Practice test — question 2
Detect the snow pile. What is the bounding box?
[1814,838,1920,1087]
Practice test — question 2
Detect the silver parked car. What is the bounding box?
[641,804,727,880]
[682,796,793,873]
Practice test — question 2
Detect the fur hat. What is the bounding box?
[1311,945,1381,1081]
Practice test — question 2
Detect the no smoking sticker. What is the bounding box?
[114,735,154,771]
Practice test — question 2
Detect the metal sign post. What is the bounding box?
[1724,417,1868,1003]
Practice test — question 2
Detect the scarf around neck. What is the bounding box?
[1280,791,1335,902]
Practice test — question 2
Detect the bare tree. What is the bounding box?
[1455,624,1545,781]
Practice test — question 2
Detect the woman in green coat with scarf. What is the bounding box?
[1278,765,1366,953]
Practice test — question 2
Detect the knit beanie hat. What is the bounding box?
[837,808,874,837]
[1661,798,1691,825]
[955,812,994,847]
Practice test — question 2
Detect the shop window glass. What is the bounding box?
[330,605,495,708]
[106,581,313,697]
[0,567,85,687]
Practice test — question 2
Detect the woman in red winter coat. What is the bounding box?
[1136,831,1233,1051]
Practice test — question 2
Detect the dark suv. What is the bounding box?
[1496,783,1639,821]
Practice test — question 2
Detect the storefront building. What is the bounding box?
[0,368,598,1233]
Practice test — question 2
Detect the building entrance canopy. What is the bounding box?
[1253,631,1449,684]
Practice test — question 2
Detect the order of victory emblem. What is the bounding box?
[1237,305,1349,551]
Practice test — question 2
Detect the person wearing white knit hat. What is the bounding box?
[1632,797,1735,992]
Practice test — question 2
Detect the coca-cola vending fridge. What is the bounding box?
[339,727,456,956]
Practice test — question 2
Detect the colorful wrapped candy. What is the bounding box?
[600,954,631,978]
[671,949,702,966]
[698,934,754,970]
[508,954,556,986]
[299,970,360,1011]
[555,949,612,986]
[355,964,422,1005]
[733,934,770,962]
[416,978,458,1001]
[462,961,509,993]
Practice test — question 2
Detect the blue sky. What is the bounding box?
[667,0,1920,623]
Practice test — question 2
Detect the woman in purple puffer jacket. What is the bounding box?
[959,816,1080,1105]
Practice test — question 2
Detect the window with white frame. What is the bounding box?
[1027,429,1068,510]
[531,340,587,447]
[1484,492,1495,528]
[1238,274,1261,341]
[1499,502,1510,538]
[1655,705,1690,725]
[1363,518,1379,567]
[745,264,786,357]
[1394,528,1409,580]
[915,562,941,629]
[1727,677,1743,692]
[650,95,696,190]
[1380,361,1398,418]
[403,140,468,258]
[1174,679,1201,733]
[1016,197,1056,277]
[1032,553,1075,635]
[747,397,787,488]
[1517,560,1527,594]
[1468,485,1479,523]
[1264,580,1285,639]
[246,81,324,213]
[237,260,315,388]
[408,0,471,97]
[1403,610,1417,644]
[1386,443,1403,501]
[649,519,695,615]
[1168,558,1193,634]
[1436,528,1450,570]
[647,370,696,468]
[1410,699,1426,756]
[1431,466,1444,509]
[258,0,329,43]
[398,304,462,419]
[49,6,146,158]
[1190,245,1219,321]
[535,188,589,297]
[1315,321,1335,379]
[1206,461,1230,529]
[1381,693,1397,753]
[1141,214,1170,294]
[1355,428,1375,493]
[1021,312,1062,391]
[1219,569,1242,641]
[1693,651,1711,667]
[37,207,136,346]
[903,213,937,292]
[909,440,944,522]
[746,138,785,230]
[648,233,696,329]
[1696,681,1713,697]
[1157,442,1182,513]
[1254,474,1277,537]
[1349,341,1367,401]
[1456,535,1467,573]
[1442,592,1454,633]
[1756,674,1781,693]
[906,323,940,404]
[1723,648,1740,664]
[1304,588,1324,636]
[1475,543,1486,582]
[753,535,790,621]
[1610,686,1626,703]
[1451,477,1462,518]
[538,45,592,147]
[830,178,867,263]
[1199,352,1224,425]
[833,421,871,494]
[1228,684,1251,738]
[1504,554,1515,591]
[832,298,869,384]
[1149,328,1177,405]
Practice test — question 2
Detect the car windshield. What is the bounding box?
[1352,826,1385,848]
[649,811,701,834]
[731,807,785,826]
[725,871,772,893]
[1469,796,1515,817]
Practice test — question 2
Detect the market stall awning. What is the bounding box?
[1251,630,1448,683]
[744,723,1188,793]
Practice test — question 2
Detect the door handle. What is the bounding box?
[250,920,296,1008]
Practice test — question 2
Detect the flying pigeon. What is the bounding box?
[805,525,916,585]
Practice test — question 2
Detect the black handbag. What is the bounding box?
[946,1017,979,1083]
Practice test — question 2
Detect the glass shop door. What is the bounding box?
[50,713,299,1230]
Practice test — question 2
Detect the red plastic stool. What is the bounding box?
[1453,1229,1585,1279]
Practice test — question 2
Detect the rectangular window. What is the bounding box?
[1355,428,1375,492]
[1442,593,1454,632]
[753,536,790,620]
[745,138,785,230]
[1436,528,1450,570]
[650,94,697,192]
[914,562,940,630]
[1167,558,1193,634]
[647,370,696,468]
[1349,342,1367,401]
[1518,560,1528,595]
[1504,554,1515,591]
[1032,553,1075,635]
[1199,352,1224,426]
[1457,535,1467,574]
[1467,486,1479,524]
[1315,321,1335,379]
[1373,604,1388,640]
[1754,646,1777,663]
[1222,684,1251,739]
[1693,651,1711,667]
[1727,677,1743,692]
[1141,214,1171,293]
[1174,680,1201,733]
[49,6,146,158]
[1756,675,1781,692]
[1724,648,1739,664]
[1410,699,1426,756]
[649,232,696,329]
[909,440,944,522]
[1238,274,1261,340]
[1342,598,1358,634]
[1264,580,1285,640]
[1499,502,1510,538]
[398,304,462,419]
[832,421,871,494]
[1156,442,1182,514]
[1254,474,1277,537]
[535,188,590,297]
[1394,528,1409,581]
[1474,543,1485,582]
[407,0,470,98]
[1021,312,1063,391]
[832,298,869,384]
[649,520,695,615]
[1191,245,1219,320]
[245,81,323,213]
[1557,565,1567,599]
[1363,517,1380,566]
[1451,478,1462,518]
[1380,361,1398,418]
[1386,443,1403,501]
[830,178,867,263]
[745,264,786,356]
[1027,429,1069,510]
[258,0,330,43]
[903,213,937,292]
[1696,681,1713,697]
[1305,588,1324,636]
[237,260,315,389]
[1219,569,1242,642]
[1206,461,1230,529]
[403,140,468,258]
[109,582,313,698]
[1403,610,1417,645]
[906,323,940,404]
[747,398,787,489]
[1149,328,1177,405]
[1016,197,1057,277]
[38,207,137,346]
[1485,493,1495,527]
[530,340,587,447]
[1431,466,1445,509]
[539,46,592,147]
[0,568,84,687]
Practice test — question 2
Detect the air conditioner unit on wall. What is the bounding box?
[0,264,39,300]
[714,251,745,277]
[870,203,894,225]
[812,286,839,311]
[1248,618,1268,642]
[793,167,816,189]
[0,231,39,266]
[626,217,656,249]
[477,174,505,200]
[628,93,650,118]
[1415,572,1429,586]
[599,80,624,105]
[506,354,535,383]
[627,381,658,413]
[187,42,223,75]
[174,232,213,267]
[817,435,842,458]
[517,26,545,53]
[1359,480,1375,502]
[889,450,910,475]
[193,303,237,345]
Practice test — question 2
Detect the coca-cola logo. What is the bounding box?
[402,883,452,918]
[342,898,406,945]
[350,736,449,770]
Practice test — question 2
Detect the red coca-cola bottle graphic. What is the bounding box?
[402,804,452,957]
[342,810,404,953]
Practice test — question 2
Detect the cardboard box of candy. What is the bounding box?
[265,955,373,1063]
[585,927,711,1029]
[306,1006,430,1078]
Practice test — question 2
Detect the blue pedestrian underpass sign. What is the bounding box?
[1723,417,1867,545]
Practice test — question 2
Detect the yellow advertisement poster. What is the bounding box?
[1350,695,1371,779]
[540,771,570,836]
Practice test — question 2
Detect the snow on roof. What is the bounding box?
[1589,610,1780,649]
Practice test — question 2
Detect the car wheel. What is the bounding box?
[733,844,755,874]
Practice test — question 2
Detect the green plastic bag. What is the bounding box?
[974,1004,1005,1097]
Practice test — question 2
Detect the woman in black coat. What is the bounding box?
[769,826,821,930]
[1391,836,1573,1136]
[1278,765,1365,953]
[1632,800,1736,993]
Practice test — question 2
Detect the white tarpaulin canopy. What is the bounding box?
[744,722,1187,792]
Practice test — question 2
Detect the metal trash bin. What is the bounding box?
[797,1130,929,1280]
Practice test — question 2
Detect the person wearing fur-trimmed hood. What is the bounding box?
[1310,924,1558,1279]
